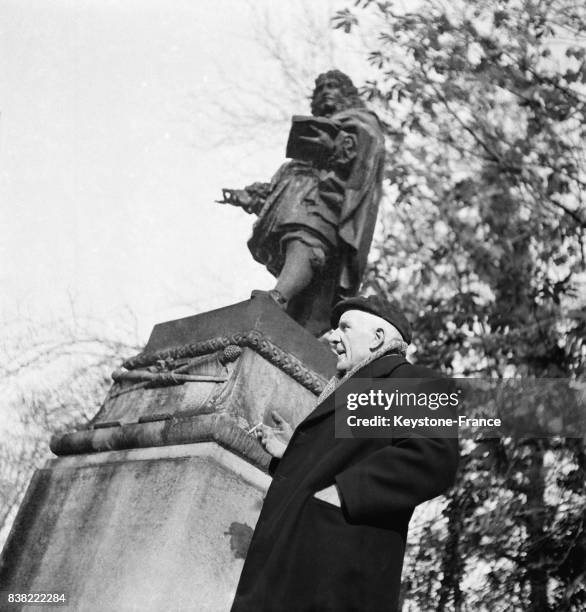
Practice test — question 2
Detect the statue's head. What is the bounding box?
[310,69,365,117]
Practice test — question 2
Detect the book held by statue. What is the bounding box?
[285,115,340,163]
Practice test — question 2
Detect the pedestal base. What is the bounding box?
[1,444,270,612]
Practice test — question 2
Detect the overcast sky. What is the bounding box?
[1,0,369,341]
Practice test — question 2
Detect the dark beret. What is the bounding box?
[330,295,412,344]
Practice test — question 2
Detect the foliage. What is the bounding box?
[333,0,586,609]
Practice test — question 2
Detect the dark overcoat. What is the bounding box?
[230,354,459,612]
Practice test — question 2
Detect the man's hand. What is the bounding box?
[269,411,293,442]
[298,125,336,153]
[255,411,293,459]
[313,484,342,508]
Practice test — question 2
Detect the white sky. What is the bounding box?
[0,0,368,341]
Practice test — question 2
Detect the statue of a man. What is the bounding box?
[219,70,385,336]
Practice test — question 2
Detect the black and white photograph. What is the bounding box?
[1,1,585,610]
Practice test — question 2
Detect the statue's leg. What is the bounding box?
[286,254,339,336]
[273,239,316,303]
[252,232,334,335]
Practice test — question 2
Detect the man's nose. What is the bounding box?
[329,329,341,344]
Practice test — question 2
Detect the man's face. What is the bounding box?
[329,310,377,373]
[313,77,345,116]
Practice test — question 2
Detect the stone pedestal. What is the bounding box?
[0,295,336,611]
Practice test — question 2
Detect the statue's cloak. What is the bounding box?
[334,107,386,295]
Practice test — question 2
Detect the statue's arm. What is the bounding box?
[217,181,271,215]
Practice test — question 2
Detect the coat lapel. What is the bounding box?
[298,354,408,428]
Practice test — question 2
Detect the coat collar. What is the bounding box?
[299,353,408,428]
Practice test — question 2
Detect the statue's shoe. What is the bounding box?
[250,289,288,309]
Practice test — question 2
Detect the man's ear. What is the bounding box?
[370,328,385,351]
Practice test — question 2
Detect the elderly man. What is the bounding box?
[230,295,459,612]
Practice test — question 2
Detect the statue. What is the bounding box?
[219,70,386,336]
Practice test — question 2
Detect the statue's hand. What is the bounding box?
[217,188,253,211]
[298,125,336,153]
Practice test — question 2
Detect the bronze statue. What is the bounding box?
[219,70,385,336]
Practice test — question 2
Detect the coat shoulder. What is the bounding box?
[391,361,442,380]
[364,355,441,380]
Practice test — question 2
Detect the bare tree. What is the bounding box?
[185,0,372,153]
[0,308,142,547]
